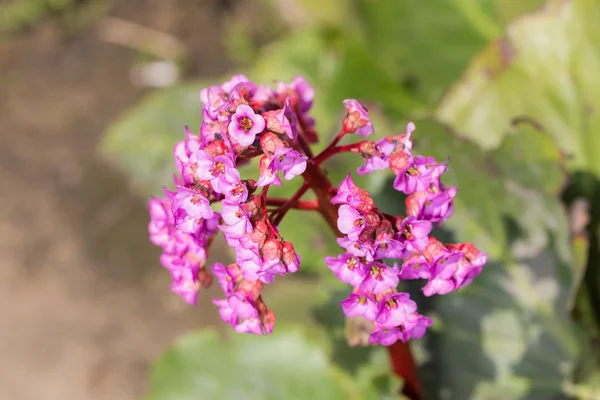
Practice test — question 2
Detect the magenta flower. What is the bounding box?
[228,293,259,319]
[234,317,264,335]
[393,155,440,194]
[337,205,366,241]
[324,254,366,287]
[211,262,240,293]
[282,242,300,274]
[356,141,393,175]
[220,199,252,236]
[369,327,404,346]
[192,149,235,181]
[271,148,307,180]
[375,293,417,327]
[448,243,487,289]
[256,156,283,187]
[263,99,297,141]
[212,298,238,327]
[398,216,432,253]
[211,168,248,203]
[342,99,374,137]
[170,268,201,306]
[399,251,432,280]
[337,236,375,261]
[340,293,378,320]
[200,85,228,120]
[401,313,433,341]
[331,173,373,213]
[168,187,214,220]
[221,74,251,93]
[228,104,265,146]
[148,197,174,248]
[374,230,406,259]
[422,251,462,296]
[360,262,400,294]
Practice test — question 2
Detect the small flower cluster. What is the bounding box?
[147,74,487,344]
[326,102,487,345]
[148,75,312,334]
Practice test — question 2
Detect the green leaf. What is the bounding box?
[437,0,600,178]
[352,0,543,105]
[145,325,385,400]
[100,83,208,197]
[422,253,581,400]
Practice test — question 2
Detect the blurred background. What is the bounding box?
[2,0,600,399]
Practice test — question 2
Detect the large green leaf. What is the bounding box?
[100,83,208,197]
[422,254,581,400]
[145,325,397,400]
[437,0,600,178]
[352,0,543,105]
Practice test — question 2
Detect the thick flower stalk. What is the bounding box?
[147,74,487,344]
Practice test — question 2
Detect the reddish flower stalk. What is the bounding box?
[147,75,488,399]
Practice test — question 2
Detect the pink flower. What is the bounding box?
[340,293,378,320]
[393,155,440,194]
[170,268,201,306]
[211,168,248,203]
[271,148,307,180]
[228,293,259,319]
[342,99,374,137]
[234,317,264,335]
[227,104,265,146]
[220,200,252,236]
[169,187,214,220]
[398,216,432,253]
[337,205,366,241]
[401,313,432,341]
[212,298,238,327]
[263,98,297,140]
[331,174,374,212]
[211,262,240,293]
[360,262,400,294]
[282,242,300,273]
[324,254,366,287]
[422,251,462,296]
[375,293,417,327]
[368,327,403,346]
[399,251,432,280]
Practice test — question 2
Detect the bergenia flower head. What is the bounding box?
[146,75,487,345]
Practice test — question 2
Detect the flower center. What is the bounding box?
[346,257,358,270]
[239,117,253,132]
[369,265,383,280]
[354,217,365,227]
[212,161,226,176]
[385,298,398,309]
[190,195,203,205]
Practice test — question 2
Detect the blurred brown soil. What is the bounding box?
[0,1,250,398]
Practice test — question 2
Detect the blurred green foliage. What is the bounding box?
[100,0,600,398]
[0,0,105,36]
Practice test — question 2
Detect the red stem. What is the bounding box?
[313,142,362,165]
[317,128,347,159]
[271,182,311,225]
[388,342,423,400]
[266,197,318,210]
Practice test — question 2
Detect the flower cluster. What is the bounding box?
[326,104,487,345]
[147,74,487,344]
[148,75,311,334]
